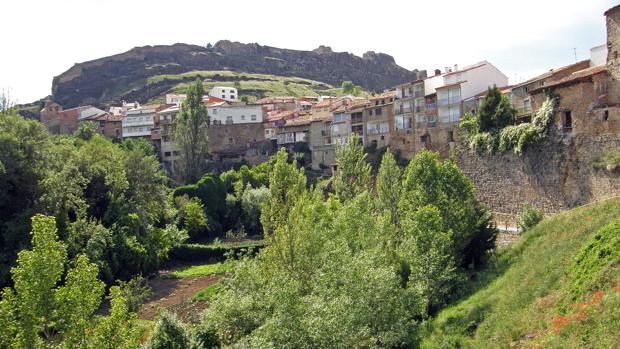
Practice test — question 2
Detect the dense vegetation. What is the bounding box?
[459,86,556,155]
[0,111,184,287]
[192,138,497,347]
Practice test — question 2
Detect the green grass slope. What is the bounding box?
[421,198,620,348]
[144,70,364,104]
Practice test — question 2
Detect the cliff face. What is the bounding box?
[51,41,420,108]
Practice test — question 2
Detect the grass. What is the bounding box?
[420,197,620,348]
[593,150,620,170]
[192,283,223,302]
[166,262,228,279]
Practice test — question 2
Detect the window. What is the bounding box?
[115,129,120,136]
[395,115,412,129]
[241,115,246,120]
[604,110,610,121]
[173,151,179,156]
[368,109,373,116]
[164,151,171,157]
[375,108,382,115]
[561,110,573,131]
[228,137,234,144]
[334,113,347,123]
[212,109,217,115]
[226,116,233,125]
[222,95,226,99]
[448,131,454,142]
[251,115,257,121]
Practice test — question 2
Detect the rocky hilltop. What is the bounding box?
[52,40,420,107]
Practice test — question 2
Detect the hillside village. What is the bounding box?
[38,6,620,219]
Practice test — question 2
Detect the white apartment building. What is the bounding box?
[159,105,181,172]
[166,94,187,105]
[436,61,508,123]
[208,104,263,125]
[209,86,238,102]
[122,105,158,138]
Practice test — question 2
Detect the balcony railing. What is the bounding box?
[437,96,461,106]
[394,106,413,114]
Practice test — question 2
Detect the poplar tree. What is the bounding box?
[176,79,210,183]
[333,134,371,202]
[375,148,401,225]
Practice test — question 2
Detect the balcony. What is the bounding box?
[437,96,461,106]
[394,106,413,115]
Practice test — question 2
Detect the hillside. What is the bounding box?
[421,198,620,348]
[51,40,420,107]
[140,70,359,105]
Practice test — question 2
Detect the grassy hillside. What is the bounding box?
[144,70,364,104]
[421,198,620,348]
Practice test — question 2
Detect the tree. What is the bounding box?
[341,80,355,94]
[179,196,209,240]
[0,215,106,348]
[260,148,306,238]
[375,148,401,225]
[333,134,371,202]
[478,86,516,132]
[175,79,210,183]
[240,185,271,235]
[144,311,192,349]
[75,121,98,140]
[233,81,242,90]
[400,206,460,313]
[400,150,495,268]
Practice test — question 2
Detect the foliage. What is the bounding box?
[175,79,210,183]
[116,275,152,313]
[333,134,371,202]
[518,203,544,233]
[75,121,98,141]
[177,196,209,240]
[340,80,362,96]
[0,214,142,348]
[478,86,516,132]
[0,111,175,288]
[144,311,192,349]
[240,185,271,235]
[375,148,402,225]
[174,173,227,231]
[170,241,265,262]
[460,96,556,155]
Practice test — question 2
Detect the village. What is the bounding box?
[38,7,620,180]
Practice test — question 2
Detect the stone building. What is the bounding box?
[364,91,395,149]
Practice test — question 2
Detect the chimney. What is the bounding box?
[434,69,441,76]
[454,64,459,72]
[445,66,451,73]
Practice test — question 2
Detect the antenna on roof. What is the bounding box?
[573,48,578,63]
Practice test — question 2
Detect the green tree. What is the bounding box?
[260,148,306,239]
[375,148,401,225]
[180,197,209,240]
[240,185,271,235]
[400,206,460,313]
[0,215,107,348]
[518,203,544,232]
[478,86,516,132]
[144,311,192,349]
[334,134,371,202]
[341,80,354,94]
[75,121,98,140]
[87,285,141,349]
[175,79,210,183]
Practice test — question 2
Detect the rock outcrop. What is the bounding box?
[51,41,420,108]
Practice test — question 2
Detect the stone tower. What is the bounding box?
[606,4,620,104]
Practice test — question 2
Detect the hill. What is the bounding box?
[420,198,620,348]
[51,40,420,107]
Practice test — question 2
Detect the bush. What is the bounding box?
[144,311,191,349]
[116,276,152,313]
[170,241,265,262]
[517,203,544,232]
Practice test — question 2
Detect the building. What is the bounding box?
[165,94,186,105]
[436,61,509,124]
[122,105,165,139]
[40,102,109,135]
[255,96,298,112]
[78,110,123,139]
[508,60,591,123]
[208,103,264,125]
[209,86,238,102]
[331,99,369,145]
[364,91,395,149]
[109,101,140,116]
[158,105,181,173]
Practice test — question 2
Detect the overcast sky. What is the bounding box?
[1,0,616,103]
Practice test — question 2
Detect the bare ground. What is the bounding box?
[139,274,220,323]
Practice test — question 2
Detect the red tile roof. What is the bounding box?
[531,65,607,92]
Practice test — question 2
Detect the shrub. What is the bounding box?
[116,276,152,313]
[144,311,191,349]
[517,203,544,232]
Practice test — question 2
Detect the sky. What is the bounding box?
[0,0,617,104]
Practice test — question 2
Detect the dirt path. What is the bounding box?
[140,274,220,323]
